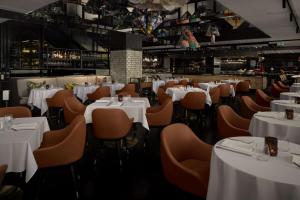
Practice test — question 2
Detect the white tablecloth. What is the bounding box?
[102,83,125,96]
[84,97,150,130]
[271,100,300,113]
[152,80,165,94]
[165,87,212,106]
[249,112,300,144]
[198,82,236,97]
[221,79,241,84]
[290,85,300,92]
[28,88,63,115]
[0,117,50,182]
[207,137,300,200]
[73,85,99,102]
[280,92,300,100]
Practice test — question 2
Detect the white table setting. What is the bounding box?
[207,136,300,200]
[102,82,125,96]
[221,79,241,84]
[27,87,63,115]
[0,117,50,182]
[271,100,300,113]
[152,79,165,94]
[249,111,300,145]
[198,82,235,97]
[73,84,99,102]
[280,92,300,100]
[290,84,300,92]
[165,86,212,106]
[84,97,150,130]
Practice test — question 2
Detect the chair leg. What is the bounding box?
[70,165,80,200]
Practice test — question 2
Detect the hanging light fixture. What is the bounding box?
[225,16,244,29]
[206,24,220,43]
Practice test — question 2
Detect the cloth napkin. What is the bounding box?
[255,112,284,119]
[229,137,254,144]
[292,155,300,168]
[95,99,111,103]
[217,139,253,156]
[11,123,38,130]
[109,102,123,107]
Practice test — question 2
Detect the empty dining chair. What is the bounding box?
[46,89,73,124]
[33,115,86,199]
[271,83,286,98]
[277,81,289,90]
[116,84,136,94]
[92,109,133,167]
[180,92,206,125]
[240,96,270,119]
[146,98,173,127]
[0,164,23,200]
[87,86,111,102]
[209,87,221,119]
[217,105,250,139]
[157,87,171,105]
[161,123,212,198]
[63,96,87,124]
[255,89,274,107]
[218,83,231,104]
[178,79,188,86]
[0,106,32,118]
[235,81,250,96]
[164,81,176,90]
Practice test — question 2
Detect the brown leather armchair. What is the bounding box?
[92,108,133,166]
[255,89,274,107]
[271,83,286,98]
[165,81,176,89]
[161,123,212,198]
[0,106,32,118]
[33,115,86,199]
[178,79,188,86]
[209,87,220,105]
[236,81,250,94]
[217,105,250,139]
[240,96,270,119]
[46,89,73,108]
[180,92,206,111]
[63,96,86,124]
[157,87,171,105]
[116,84,136,94]
[277,81,289,90]
[87,86,110,101]
[146,98,173,127]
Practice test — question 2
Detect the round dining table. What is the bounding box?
[290,85,300,92]
[207,137,300,200]
[271,100,300,113]
[249,111,300,144]
[280,92,300,100]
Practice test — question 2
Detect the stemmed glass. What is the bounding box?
[4,115,13,130]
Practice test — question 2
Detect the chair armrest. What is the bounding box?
[40,128,68,148]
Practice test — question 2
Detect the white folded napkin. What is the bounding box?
[109,102,123,106]
[11,123,38,130]
[292,155,300,168]
[255,112,284,119]
[95,99,111,103]
[217,139,253,156]
[229,137,254,144]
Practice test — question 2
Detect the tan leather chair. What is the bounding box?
[87,86,110,101]
[271,83,286,98]
[219,84,231,98]
[217,105,250,139]
[46,89,73,108]
[0,106,32,118]
[116,84,136,94]
[0,164,23,200]
[63,97,86,124]
[240,96,270,119]
[161,123,212,198]
[277,81,289,90]
[165,81,176,89]
[209,87,220,105]
[146,98,173,127]
[33,115,86,199]
[236,81,250,94]
[157,87,171,105]
[178,79,188,86]
[255,89,274,107]
[92,109,133,166]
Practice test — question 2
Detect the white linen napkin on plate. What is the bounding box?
[11,123,38,130]
[217,139,253,156]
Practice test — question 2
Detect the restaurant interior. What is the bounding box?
[0,0,300,200]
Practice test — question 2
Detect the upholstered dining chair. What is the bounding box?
[255,89,274,107]
[46,89,73,124]
[33,115,86,199]
[277,81,289,90]
[161,123,212,198]
[217,105,250,139]
[0,164,23,200]
[180,92,206,125]
[146,98,173,127]
[235,81,250,95]
[0,106,32,118]
[87,86,111,102]
[240,96,270,119]
[157,87,171,105]
[209,87,221,119]
[218,83,231,104]
[63,96,86,124]
[116,84,136,95]
[92,109,133,167]
[271,83,286,98]
[164,81,176,90]
[178,79,188,86]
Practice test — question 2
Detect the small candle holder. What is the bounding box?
[295,97,300,104]
[264,136,278,157]
[45,84,50,89]
[118,95,123,102]
[285,109,294,120]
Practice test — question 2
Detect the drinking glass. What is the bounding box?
[4,115,13,130]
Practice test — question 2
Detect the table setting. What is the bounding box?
[84,96,150,130]
[207,136,300,200]
[0,116,50,182]
[102,82,125,96]
[73,84,99,102]
[198,82,235,97]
